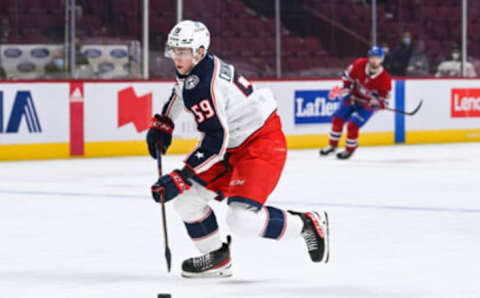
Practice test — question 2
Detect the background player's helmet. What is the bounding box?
[165,20,210,59]
[367,46,385,59]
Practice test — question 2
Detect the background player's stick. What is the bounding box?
[155,146,172,273]
[385,100,423,116]
[354,98,423,116]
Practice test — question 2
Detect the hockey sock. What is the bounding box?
[346,121,359,153]
[226,203,303,240]
[261,206,303,240]
[184,208,223,253]
[329,116,344,147]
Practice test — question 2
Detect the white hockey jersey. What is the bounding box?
[161,53,277,174]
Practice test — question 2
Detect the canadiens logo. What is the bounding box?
[185,75,200,90]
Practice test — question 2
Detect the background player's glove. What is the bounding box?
[340,88,353,105]
[367,98,386,109]
[151,169,192,202]
[340,88,352,101]
[146,114,174,158]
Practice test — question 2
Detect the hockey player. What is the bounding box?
[146,20,329,278]
[320,47,392,159]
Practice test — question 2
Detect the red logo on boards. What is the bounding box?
[328,86,342,100]
[451,88,480,118]
[117,87,152,132]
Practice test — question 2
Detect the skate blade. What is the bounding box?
[312,211,330,264]
[319,149,336,157]
[181,263,232,279]
[323,211,330,264]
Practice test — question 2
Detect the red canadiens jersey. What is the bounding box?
[342,58,392,104]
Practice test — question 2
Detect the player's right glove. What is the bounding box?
[366,98,386,109]
[146,114,174,158]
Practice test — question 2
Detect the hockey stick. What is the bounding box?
[155,146,172,273]
[353,98,423,116]
[383,100,423,116]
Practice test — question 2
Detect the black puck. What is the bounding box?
[157,294,171,298]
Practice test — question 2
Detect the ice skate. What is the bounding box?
[319,145,337,156]
[181,236,232,278]
[290,211,330,263]
[336,150,353,160]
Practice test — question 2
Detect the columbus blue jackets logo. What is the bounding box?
[0,91,42,133]
[294,89,341,124]
[185,75,200,90]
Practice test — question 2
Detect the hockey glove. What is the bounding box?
[367,98,386,109]
[146,114,174,158]
[151,169,192,203]
[340,88,352,101]
[340,88,353,105]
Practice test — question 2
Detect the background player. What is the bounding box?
[320,46,392,159]
[146,20,329,278]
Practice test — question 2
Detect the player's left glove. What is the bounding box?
[151,168,193,203]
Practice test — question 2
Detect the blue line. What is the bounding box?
[1,189,480,214]
[394,80,405,143]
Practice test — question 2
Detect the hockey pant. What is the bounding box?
[173,113,304,253]
[328,102,375,153]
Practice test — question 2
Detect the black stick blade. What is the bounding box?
[165,247,172,273]
[408,100,423,116]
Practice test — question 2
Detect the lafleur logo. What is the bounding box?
[294,89,341,124]
[451,88,480,117]
[0,91,42,133]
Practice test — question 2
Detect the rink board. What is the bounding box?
[1,79,479,160]
[403,79,480,144]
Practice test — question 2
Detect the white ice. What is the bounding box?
[1,143,479,298]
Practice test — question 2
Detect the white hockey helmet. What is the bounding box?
[164,20,210,60]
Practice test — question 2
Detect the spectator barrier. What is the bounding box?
[1,78,479,160]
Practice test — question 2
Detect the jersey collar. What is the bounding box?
[365,63,384,79]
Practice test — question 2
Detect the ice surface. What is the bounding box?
[1,143,479,298]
